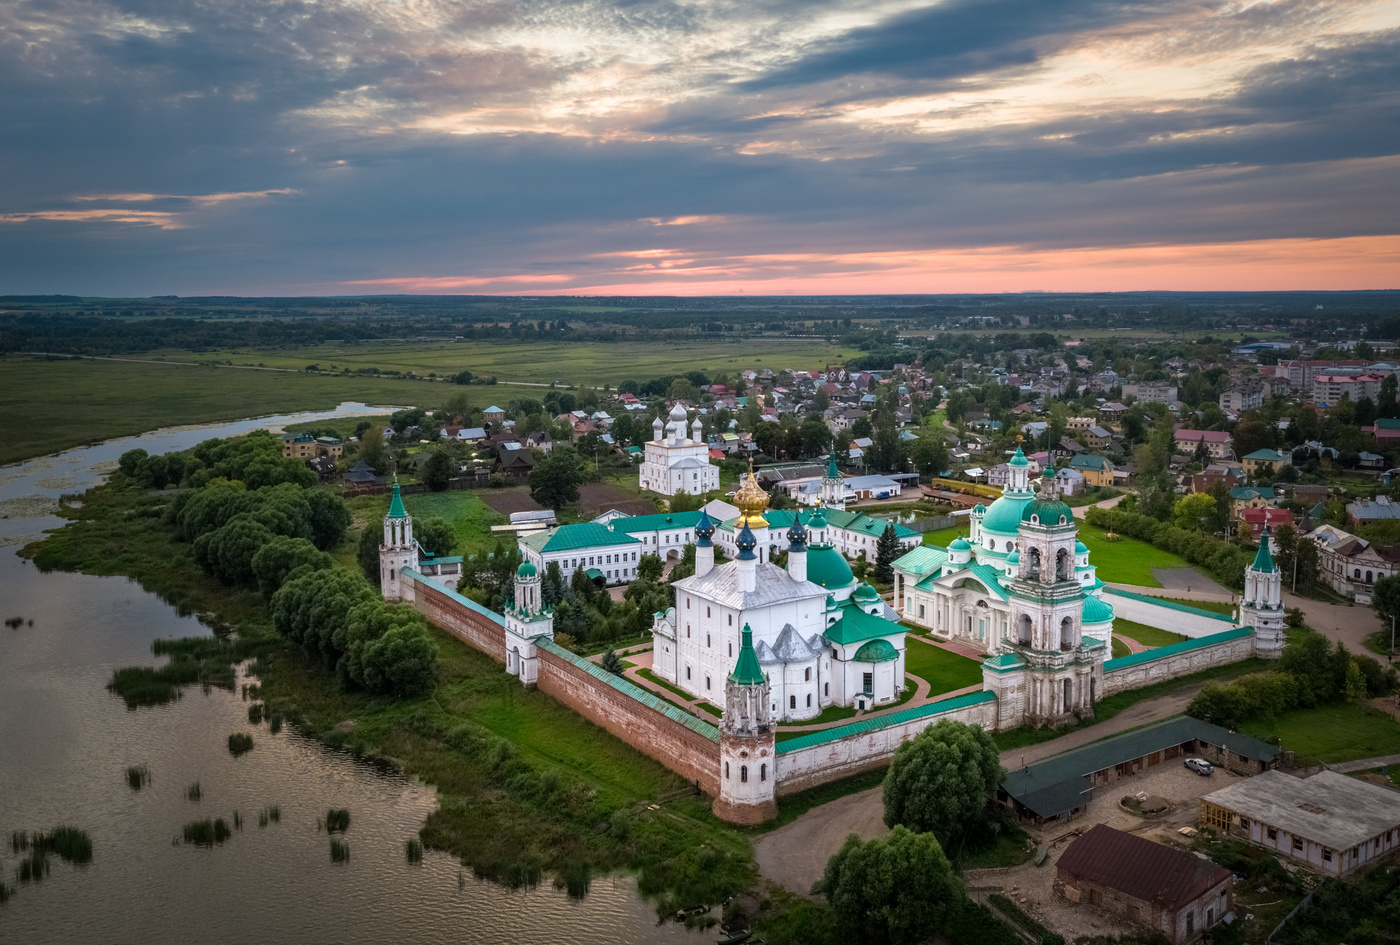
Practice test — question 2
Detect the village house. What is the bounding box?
[1241,448,1290,477]
[1084,426,1114,450]
[1348,495,1400,529]
[1306,523,1400,603]
[1122,380,1178,404]
[1069,454,1115,488]
[280,432,342,459]
[1057,825,1233,944]
[1201,770,1400,878]
[1174,429,1232,460]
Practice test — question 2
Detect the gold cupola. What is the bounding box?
[734,458,769,529]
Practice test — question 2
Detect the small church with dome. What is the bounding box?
[651,465,909,719]
[639,403,720,496]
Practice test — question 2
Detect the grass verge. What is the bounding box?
[1113,618,1189,648]
[904,637,984,695]
[1240,702,1400,765]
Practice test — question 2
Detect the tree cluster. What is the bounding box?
[1085,507,1256,589]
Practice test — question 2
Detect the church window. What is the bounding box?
[761,764,767,781]
[806,694,812,707]
[729,642,733,657]
[686,666,691,680]
[707,634,711,647]
[686,598,690,609]
[686,624,691,637]
[725,762,730,779]
[741,765,748,783]
[790,695,796,709]
[707,606,711,618]
[805,667,811,682]
[862,672,873,692]
[706,676,711,690]
[919,604,926,619]
[824,682,829,697]
[728,615,733,626]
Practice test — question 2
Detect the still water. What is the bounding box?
[0,405,694,944]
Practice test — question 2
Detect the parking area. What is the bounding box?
[973,760,1248,941]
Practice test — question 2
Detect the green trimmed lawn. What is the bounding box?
[1077,524,1189,587]
[1240,703,1400,765]
[904,638,983,695]
[1111,636,1132,659]
[777,703,858,727]
[1113,618,1189,648]
[922,525,970,548]
[401,491,505,557]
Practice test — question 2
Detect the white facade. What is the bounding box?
[639,403,720,495]
[379,480,418,601]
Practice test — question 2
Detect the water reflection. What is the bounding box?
[0,406,694,943]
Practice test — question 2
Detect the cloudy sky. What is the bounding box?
[2,0,1397,295]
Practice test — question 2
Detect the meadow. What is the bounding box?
[142,336,862,387]
[0,355,435,465]
[903,637,984,695]
[1240,703,1400,765]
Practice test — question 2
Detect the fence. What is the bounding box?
[901,514,960,534]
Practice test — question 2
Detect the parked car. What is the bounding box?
[1184,757,1214,776]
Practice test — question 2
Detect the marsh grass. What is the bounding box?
[405,838,423,863]
[268,712,283,734]
[248,703,264,724]
[186,782,202,802]
[0,880,11,902]
[329,839,350,863]
[10,827,94,881]
[182,818,232,847]
[228,733,254,756]
[560,862,591,899]
[4,616,24,629]
[325,808,350,834]
[233,811,242,830]
[18,849,49,882]
[125,765,151,790]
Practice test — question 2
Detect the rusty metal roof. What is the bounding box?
[1056,825,1230,912]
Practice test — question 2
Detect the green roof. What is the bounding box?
[852,582,881,602]
[806,544,856,589]
[853,639,899,663]
[1251,536,1277,573]
[775,690,996,754]
[1376,418,1400,430]
[522,522,641,554]
[962,563,1010,600]
[1244,448,1287,461]
[982,652,1025,671]
[729,624,767,685]
[386,478,408,519]
[980,493,1034,534]
[1229,486,1269,501]
[615,510,705,534]
[1104,626,1251,671]
[1103,587,1235,622]
[1081,594,1114,624]
[824,602,902,645]
[892,545,947,575]
[585,567,604,580]
[826,452,841,479]
[537,639,720,742]
[1009,446,1028,467]
[1022,497,1073,525]
[1069,454,1113,471]
[949,537,971,551]
[517,560,537,578]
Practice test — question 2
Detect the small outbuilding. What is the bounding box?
[1200,769,1400,877]
[1057,824,1233,943]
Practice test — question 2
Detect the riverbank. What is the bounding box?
[21,477,759,925]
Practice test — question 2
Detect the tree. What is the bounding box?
[271,567,376,665]
[874,523,900,584]
[820,826,964,945]
[358,425,388,474]
[882,719,1003,847]
[416,517,456,557]
[1373,575,1400,645]
[601,648,624,676]
[1234,418,1273,458]
[423,448,454,491]
[339,599,438,697]
[1293,537,1318,593]
[909,436,949,477]
[251,535,332,598]
[305,490,351,549]
[529,448,583,510]
[1173,493,1218,532]
[118,448,148,477]
[196,514,276,586]
[358,522,382,581]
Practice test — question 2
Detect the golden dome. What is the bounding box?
[734,459,769,529]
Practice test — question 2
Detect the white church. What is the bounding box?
[639,403,719,496]
[651,470,909,720]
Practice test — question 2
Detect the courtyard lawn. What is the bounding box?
[346,490,506,559]
[1113,618,1189,648]
[922,525,970,548]
[903,637,983,695]
[1152,597,1236,616]
[1240,703,1400,765]
[1077,524,1189,587]
[1111,636,1132,659]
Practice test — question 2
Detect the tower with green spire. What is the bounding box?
[504,559,554,685]
[1241,527,1285,658]
[714,624,777,824]
[822,452,846,510]
[379,476,419,600]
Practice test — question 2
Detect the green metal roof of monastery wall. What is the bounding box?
[1103,587,1236,622]
[522,522,641,554]
[403,568,505,626]
[775,690,996,754]
[537,639,721,742]
[1104,626,1251,672]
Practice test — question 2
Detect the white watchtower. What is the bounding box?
[713,624,778,824]
[504,560,555,685]
[1241,530,1286,659]
[379,478,418,600]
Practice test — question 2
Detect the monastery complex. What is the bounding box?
[378,416,1287,824]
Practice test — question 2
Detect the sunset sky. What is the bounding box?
[3,0,1397,295]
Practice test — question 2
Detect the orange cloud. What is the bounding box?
[72,189,299,205]
[0,209,183,228]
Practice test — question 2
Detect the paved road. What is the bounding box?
[753,687,1200,896]
[1072,493,1125,519]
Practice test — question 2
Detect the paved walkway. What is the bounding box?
[1071,493,1125,519]
[1113,632,1147,655]
[1329,752,1400,773]
[754,687,1203,896]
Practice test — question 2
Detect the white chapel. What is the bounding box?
[638,403,719,496]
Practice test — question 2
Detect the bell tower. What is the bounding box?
[822,452,846,510]
[713,625,777,824]
[379,477,418,600]
[504,560,554,685]
[1241,529,1285,658]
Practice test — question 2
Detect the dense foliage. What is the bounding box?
[819,826,964,945]
[882,720,1004,848]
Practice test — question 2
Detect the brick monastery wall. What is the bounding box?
[1104,588,1239,638]
[774,691,998,796]
[535,642,721,796]
[401,571,721,795]
[1101,630,1256,697]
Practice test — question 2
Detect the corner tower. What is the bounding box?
[504,560,555,685]
[379,477,418,600]
[713,625,777,824]
[822,452,846,510]
[1241,530,1285,658]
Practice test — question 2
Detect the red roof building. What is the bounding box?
[1241,507,1294,540]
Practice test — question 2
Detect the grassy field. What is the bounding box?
[1111,636,1132,658]
[142,336,861,387]
[1077,524,1189,587]
[1240,703,1400,765]
[1113,618,1189,648]
[922,525,970,547]
[1152,596,1236,615]
[0,355,439,465]
[904,637,984,695]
